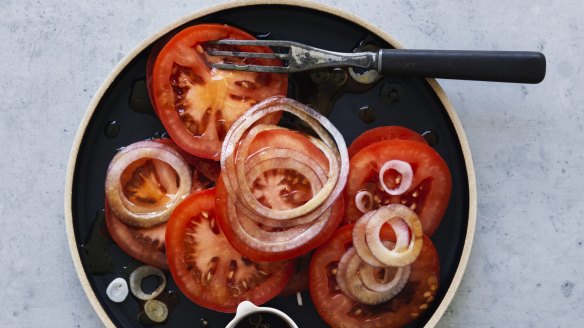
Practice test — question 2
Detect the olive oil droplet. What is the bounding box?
[422,130,439,146]
[358,106,376,124]
[105,121,120,138]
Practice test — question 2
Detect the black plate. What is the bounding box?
[71,4,470,328]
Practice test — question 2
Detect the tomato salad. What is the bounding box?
[103,23,452,327]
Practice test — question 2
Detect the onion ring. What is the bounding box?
[359,260,411,294]
[105,142,191,228]
[336,247,410,305]
[365,204,423,267]
[379,160,413,196]
[221,96,348,224]
[129,265,167,301]
[355,190,373,213]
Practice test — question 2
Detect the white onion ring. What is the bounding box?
[355,190,373,213]
[365,204,423,267]
[129,265,166,301]
[105,142,192,228]
[379,160,413,196]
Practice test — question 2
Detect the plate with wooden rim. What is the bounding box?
[64,1,477,327]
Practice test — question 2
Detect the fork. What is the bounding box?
[208,40,546,84]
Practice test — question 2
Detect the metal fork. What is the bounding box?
[208,39,546,84]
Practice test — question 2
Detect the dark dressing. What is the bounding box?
[129,78,155,115]
[80,209,114,274]
[422,130,439,147]
[235,312,292,328]
[105,121,120,138]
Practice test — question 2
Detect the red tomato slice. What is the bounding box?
[150,24,288,160]
[105,201,168,270]
[347,126,427,158]
[215,128,344,261]
[309,225,440,328]
[344,140,452,235]
[165,188,294,313]
[153,138,220,183]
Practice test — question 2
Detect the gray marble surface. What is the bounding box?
[1,0,582,327]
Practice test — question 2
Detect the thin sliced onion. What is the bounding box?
[129,265,166,301]
[144,299,168,323]
[105,142,192,228]
[233,124,339,221]
[359,261,411,294]
[379,160,413,196]
[336,247,410,305]
[239,148,328,227]
[355,190,373,213]
[365,204,423,267]
[217,96,348,255]
[352,211,386,267]
[221,96,348,223]
[227,197,334,252]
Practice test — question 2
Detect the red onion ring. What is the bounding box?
[365,204,423,267]
[226,199,333,252]
[352,211,386,267]
[379,160,413,196]
[359,260,410,294]
[336,247,410,305]
[220,96,348,224]
[355,190,373,213]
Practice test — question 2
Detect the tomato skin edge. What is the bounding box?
[347,126,427,158]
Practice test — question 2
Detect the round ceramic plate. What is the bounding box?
[65,1,476,327]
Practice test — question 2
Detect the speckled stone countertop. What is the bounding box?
[1,0,582,327]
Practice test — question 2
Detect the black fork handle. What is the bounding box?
[379,49,546,83]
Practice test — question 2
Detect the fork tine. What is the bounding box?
[209,39,293,47]
[207,50,290,60]
[212,63,291,73]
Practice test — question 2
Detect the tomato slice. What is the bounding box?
[105,201,168,270]
[344,140,451,235]
[165,188,294,312]
[309,225,440,328]
[153,138,220,184]
[215,128,344,261]
[150,24,288,160]
[347,126,427,158]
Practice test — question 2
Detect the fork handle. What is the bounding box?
[379,49,546,83]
